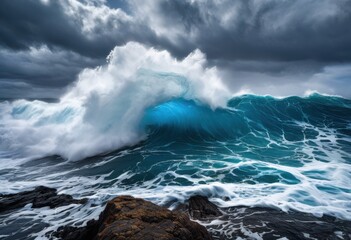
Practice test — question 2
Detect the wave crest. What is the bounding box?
[0,42,229,160]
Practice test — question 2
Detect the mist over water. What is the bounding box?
[0,43,351,239]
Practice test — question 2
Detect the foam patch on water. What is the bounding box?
[0,43,351,239]
[0,42,230,161]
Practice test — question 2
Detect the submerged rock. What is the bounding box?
[52,195,212,240]
[0,186,87,213]
[185,197,351,240]
[188,195,222,220]
[206,206,351,240]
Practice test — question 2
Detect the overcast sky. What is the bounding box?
[0,0,350,99]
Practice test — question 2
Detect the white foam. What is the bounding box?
[0,42,230,161]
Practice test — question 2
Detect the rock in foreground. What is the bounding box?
[0,186,87,213]
[52,194,351,240]
[177,195,351,239]
[53,195,212,240]
[185,196,351,240]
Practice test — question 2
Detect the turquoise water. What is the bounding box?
[0,93,351,239]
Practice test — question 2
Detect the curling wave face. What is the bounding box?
[139,94,351,217]
[0,42,229,161]
[0,43,351,239]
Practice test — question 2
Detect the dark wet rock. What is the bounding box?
[52,195,212,240]
[188,195,222,220]
[48,194,351,240]
[175,195,351,239]
[0,186,87,213]
[52,219,99,240]
[203,206,351,240]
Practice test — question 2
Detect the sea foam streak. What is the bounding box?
[0,42,229,161]
[0,43,351,239]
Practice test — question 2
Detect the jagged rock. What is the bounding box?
[0,186,87,213]
[49,194,351,240]
[208,206,351,240]
[188,195,222,220]
[186,196,351,239]
[52,219,99,240]
[52,195,212,240]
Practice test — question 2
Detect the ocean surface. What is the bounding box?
[0,43,350,239]
[0,94,350,239]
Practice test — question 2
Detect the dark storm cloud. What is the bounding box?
[0,46,102,98]
[128,0,351,97]
[139,0,351,63]
[0,0,100,57]
[0,47,101,87]
[0,0,163,98]
[0,0,159,58]
[0,0,351,98]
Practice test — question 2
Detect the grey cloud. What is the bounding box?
[0,0,164,98]
[133,0,351,63]
[0,0,97,56]
[129,0,351,98]
[0,46,102,98]
[0,0,159,58]
[217,61,351,98]
[0,0,350,99]
[0,79,64,99]
[2,0,351,63]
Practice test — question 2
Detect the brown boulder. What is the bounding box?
[53,195,212,240]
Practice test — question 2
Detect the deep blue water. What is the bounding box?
[0,93,351,239]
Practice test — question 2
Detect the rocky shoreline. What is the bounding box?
[1,186,351,239]
[0,186,87,213]
[52,195,211,240]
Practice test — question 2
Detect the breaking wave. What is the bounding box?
[0,43,351,239]
[0,42,230,161]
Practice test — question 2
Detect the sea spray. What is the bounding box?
[0,43,350,239]
[0,42,230,161]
